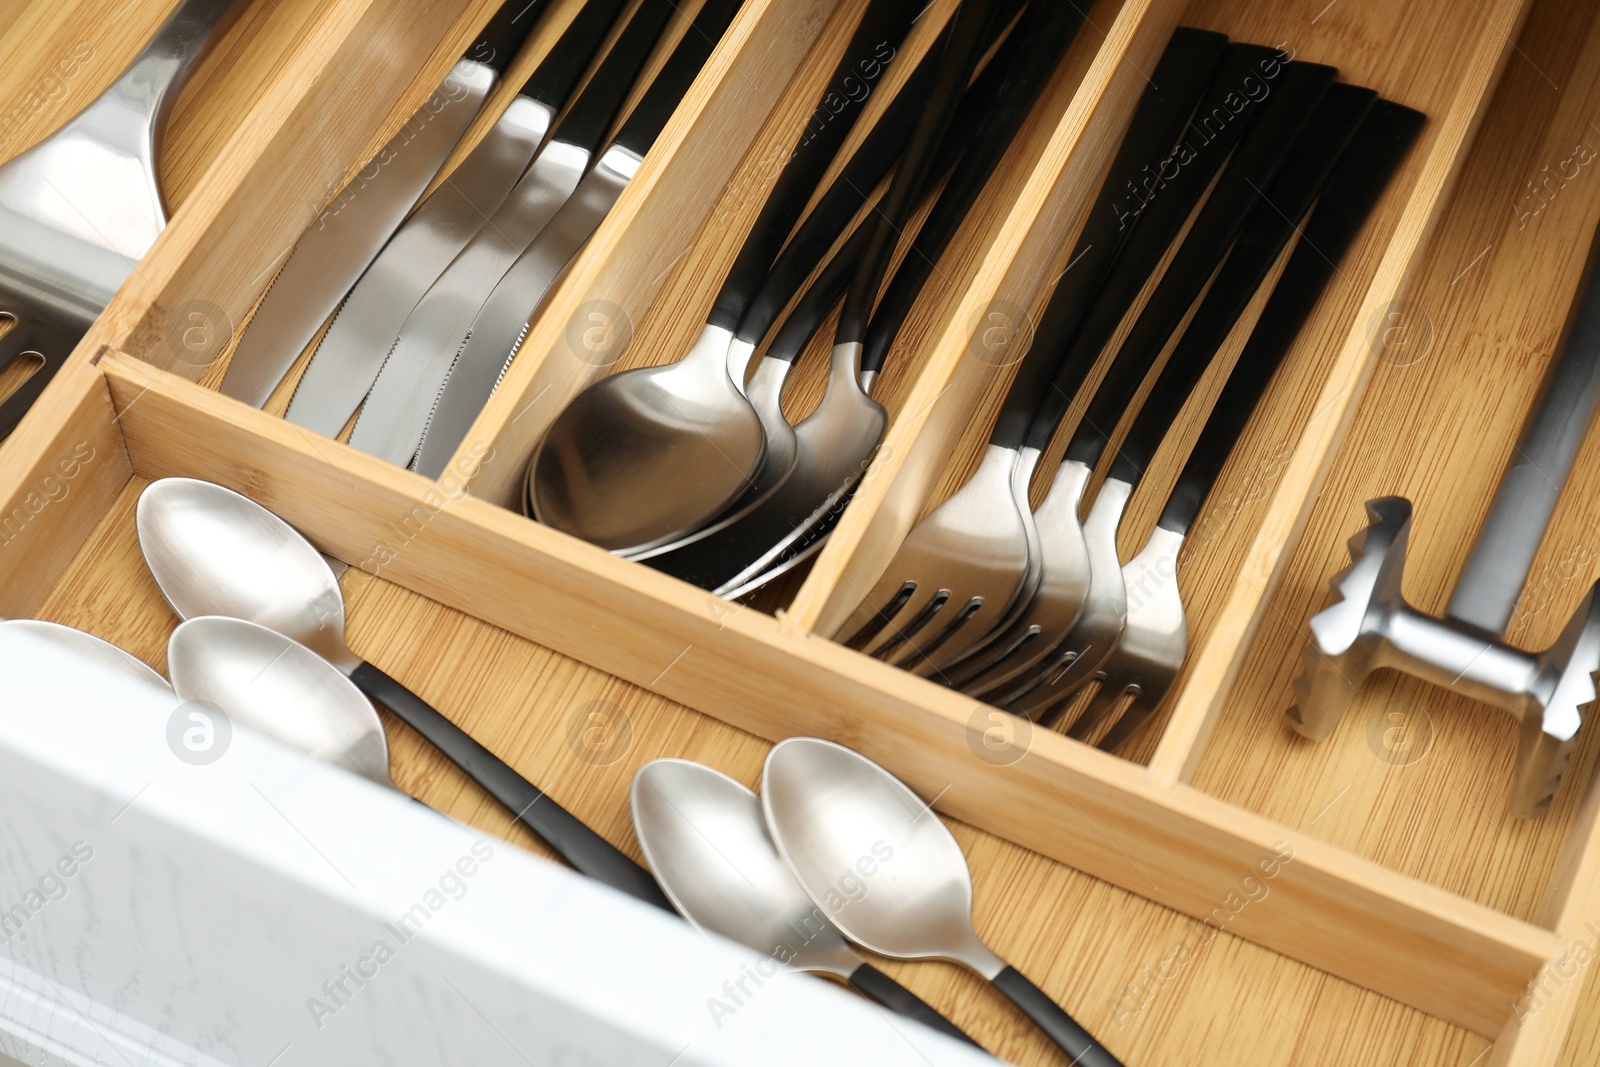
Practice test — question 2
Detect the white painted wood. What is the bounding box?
[0,628,993,1066]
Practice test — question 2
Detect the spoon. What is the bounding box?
[134,476,672,911]
[530,0,929,553]
[167,616,394,787]
[0,619,170,693]
[762,738,1123,1066]
[631,759,981,1046]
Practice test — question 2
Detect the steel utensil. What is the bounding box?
[134,476,672,907]
[408,0,748,478]
[0,619,169,692]
[168,615,393,787]
[346,0,676,464]
[1069,98,1423,752]
[285,0,630,436]
[218,0,555,407]
[838,28,1231,672]
[530,0,930,552]
[762,738,1123,1066]
[0,0,247,439]
[631,758,979,1045]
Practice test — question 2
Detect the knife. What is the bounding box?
[407,0,749,477]
[284,0,632,437]
[218,0,555,408]
[345,0,680,466]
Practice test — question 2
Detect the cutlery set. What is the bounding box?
[837,32,1424,753]
[11,472,1115,1058]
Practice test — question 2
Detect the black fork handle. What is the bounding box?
[1102,82,1375,485]
[1158,99,1424,535]
[983,26,1229,450]
[1059,59,1338,470]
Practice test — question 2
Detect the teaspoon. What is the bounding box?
[0,619,170,693]
[631,758,981,1046]
[762,738,1123,1066]
[135,476,672,911]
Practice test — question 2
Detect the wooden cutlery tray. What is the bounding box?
[6,0,1600,1063]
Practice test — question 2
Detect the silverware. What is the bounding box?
[407,0,749,478]
[218,0,556,407]
[167,615,393,787]
[133,476,673,907]
[631,758,980,1046]
[0,0,248,438]
[285,0,630,437]
[1291,174,1600,820]
[631,0,1080,568]
[762,737,1123,1066]
[346,0,677,465]
[530,0,929,553]
[0,619,169,692]
[644,0,1054,595]
[1072,99,1422,752]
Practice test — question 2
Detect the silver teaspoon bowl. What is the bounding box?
[1,619,170,693]
[530,323,766,553]
[167,616,392,786]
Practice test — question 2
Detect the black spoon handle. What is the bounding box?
[737,0,1027,348]
[1103,83,1376,484]
[707,0,926,333]
[991,966,1122,1066]
[518,0,632,110]
[1059,58,1338,470]
[347,661,674,912]
[1159,99,1425,535]
[1019,43,1279,455]
[546,0,677,156]
[983,25,1229,451]
[847,963,982,1046]
[467,0,555,73]
[859,0,1086,377]
[611,0,745,160]
[835,0,1002,348]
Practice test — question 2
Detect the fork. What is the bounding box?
[1037,98,1425,748]
[834,30,1233,669]
[0,0,245,438]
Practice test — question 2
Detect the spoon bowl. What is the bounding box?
[631,759,858,977]
[137,477,357,670]
[0,619,170,693]
[531,323,765,553]
[761,736,998,972]
[167,615,392,786]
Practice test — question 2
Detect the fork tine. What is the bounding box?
[0,316,75,440]
[840,581,917,650]
[1098,689,1160,752]
[868,589,951,660]
[1061,680,1121,739]
[890,597,982,669]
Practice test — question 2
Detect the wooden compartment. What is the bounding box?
[6,0,1600,1063]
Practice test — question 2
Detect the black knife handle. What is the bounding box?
[466,0,554,74]
[1104,83,1375,484]
[1159,99,1425,534]
[707,0,926,333]
[549,0,676,155]
[848,962,981,1046]
[859,0,1086,377]
[519,0,631,109]
[612,0,746,159]
[348,661,675,912]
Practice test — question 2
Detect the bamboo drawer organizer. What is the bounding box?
[5,0,1600,1063]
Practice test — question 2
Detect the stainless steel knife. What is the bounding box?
[218,0,554,408]
[346,0,680,467]
[408,0,748,478]
[284,0,631,437]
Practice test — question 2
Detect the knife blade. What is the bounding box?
[408,0,748,478]
[218,0,555,408]
[285,0,632,437]
[347,0,679,467]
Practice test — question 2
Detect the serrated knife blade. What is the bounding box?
[219,58,496,408]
